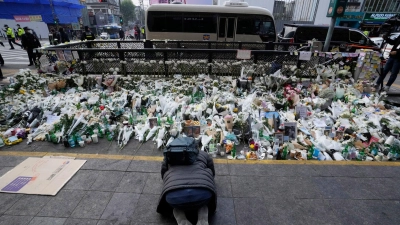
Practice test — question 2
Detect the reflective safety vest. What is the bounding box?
[6,27,15,38]
[141,28,144,34]
[17,28,25,36]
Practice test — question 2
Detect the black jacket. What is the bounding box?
[81,31,95,41]
[386,35,400,60]
[59,31,70,43]
[21,32,41,49]
[157,150,217,216]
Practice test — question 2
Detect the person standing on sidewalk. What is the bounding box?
[119,29,125,40]
[0,40,4,67]
[376,34,400,92]
[21,27,41,66]
[58,28,70,43]
[81,26,95,41]
[157,150,217,225]
[3,25,22,49]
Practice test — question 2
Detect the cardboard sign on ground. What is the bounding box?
[0,157,86,195]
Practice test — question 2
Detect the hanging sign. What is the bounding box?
[327,0,348,17]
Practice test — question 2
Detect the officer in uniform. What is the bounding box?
[3,25,22,49]
[21,27,41,66]
[81,26,95,41]
[17,24,25,40]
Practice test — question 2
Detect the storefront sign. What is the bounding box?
[14,15,42,22]
[13,15,30,22]
[29,15,42,22]
[364,13,397,21]
[327,0,348,18]
[341,12,364,20]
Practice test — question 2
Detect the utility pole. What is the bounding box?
[139,0,144,26]
[323,0,348,52]
[49,0,59,30]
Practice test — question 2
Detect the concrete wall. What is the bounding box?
[314,0,331,26]
[0,19,49,39]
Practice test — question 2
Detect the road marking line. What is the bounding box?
[1,151,400,166]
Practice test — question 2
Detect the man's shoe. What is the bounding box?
[10,48,14,50]
[27,64,33,66]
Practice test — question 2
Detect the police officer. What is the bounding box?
[3,25,22,49]
[81,26,95,41]
[17,24,25,40]
[21,27,41,66]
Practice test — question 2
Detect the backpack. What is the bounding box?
[163,137,199,165]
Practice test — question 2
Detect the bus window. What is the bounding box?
[219,18,226,38]
[147,11,183,32]
[236,15,275,41]
[182,13,217,33]
[227,18,235,38]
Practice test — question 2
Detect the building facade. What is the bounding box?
[85,0,121,33]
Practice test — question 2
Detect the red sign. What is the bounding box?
[14,15,30,22]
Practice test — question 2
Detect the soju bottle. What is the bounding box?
[157,114,161,126]
[282,145,288,160]
[98,128,104,138]
[370,145,378,156]
[342,144,349,160]
[307,145,314,160]
[129,114,134,125]
[357,149,365,161]
[231,144,236,158]
[388,146,396,160]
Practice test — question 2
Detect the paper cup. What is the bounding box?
[290,150,296,158]
[91,134,99,143]
[267,155,273,160]
[79,141,85,147]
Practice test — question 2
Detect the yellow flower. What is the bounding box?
[19,89,26,95]
[30,90,35,93]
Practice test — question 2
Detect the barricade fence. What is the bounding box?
[44,40,306,51]
[39,41,357,78]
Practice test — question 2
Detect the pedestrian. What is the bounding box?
[119,29,125,40]
[157,149,217,225]
[134,26,139,40]
[3,25,23,49]
[21,27,41,66]
[0,40,4,67]
[141,26,146,39]
[58,28,70,43]
[376,34,400,92]
[81,26,95,41]
[16,24,25,40]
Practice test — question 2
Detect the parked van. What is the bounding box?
[278,24,380,52]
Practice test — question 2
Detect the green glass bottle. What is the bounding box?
[231,144,236,158]
[282,145,288,160]
[357,149,365,161]
[307,145,314,160]
[98,128,103,138]
[129,114,134,125]
[342,144,349,160]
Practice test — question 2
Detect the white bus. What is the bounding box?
[145,1,276,42]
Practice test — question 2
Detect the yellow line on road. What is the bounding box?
[1,151,400,166]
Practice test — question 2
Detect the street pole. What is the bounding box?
[323,17,336,52]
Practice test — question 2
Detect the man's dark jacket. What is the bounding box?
[386,35,400,60]
[157,150,217,215]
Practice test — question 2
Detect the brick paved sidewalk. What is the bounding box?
[0,155,399,225]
